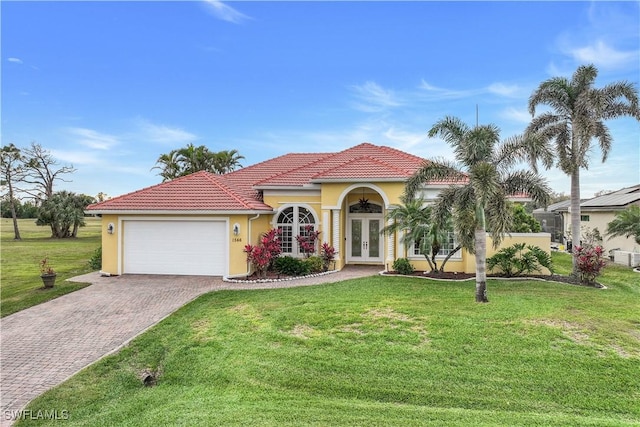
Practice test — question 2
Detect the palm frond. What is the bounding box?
[469,162,500,205]
[404,159,465,200]
[452,206,476,253]
[571,64,597,89]
[460,124,501,166]
[528,77,571,116]
[502,170,551,207]
[485,191,512,248]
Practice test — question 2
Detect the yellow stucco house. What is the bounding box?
[86,143,550,277]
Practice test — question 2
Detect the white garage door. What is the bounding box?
[123,220,226,276]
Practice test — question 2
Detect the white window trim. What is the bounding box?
[273,204,320,258]
[408,231,461,260]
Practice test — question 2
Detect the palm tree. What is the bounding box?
[405,116,551,302]
[152,149,182,182]
[606,205,640,246]
[213,149,245,174]
[527,64,640,275]
[177,144,215,175]
[382,196,461,273]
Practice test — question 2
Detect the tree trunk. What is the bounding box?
[10,202,21,240]
[7,180,21,240]
[423,255,435,272]
[475,228,489,303]
[570,168,581,277]
[439,245,462,272]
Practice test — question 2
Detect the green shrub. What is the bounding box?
[88,246,102,270]
[487,243,553,277]
[392,258,414,275]
[304,256,324,274]
[274,256,310,276]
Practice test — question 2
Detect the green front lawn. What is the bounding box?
[0,218,101,317]
[18,252,640,426]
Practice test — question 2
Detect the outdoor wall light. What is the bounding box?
[107,223,115,234]
[233,223,240,236]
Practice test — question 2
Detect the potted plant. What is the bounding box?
[40,257,57,288]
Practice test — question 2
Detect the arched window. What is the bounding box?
[276,206,317,256]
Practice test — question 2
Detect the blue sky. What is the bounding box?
[3,1,639,200]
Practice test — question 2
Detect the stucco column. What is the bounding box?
[322,211,329,245]
[386,217,394,269]
[332,209,341,261]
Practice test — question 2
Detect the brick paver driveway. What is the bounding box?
[0,266,380,426]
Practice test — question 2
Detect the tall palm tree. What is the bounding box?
[405,116,551,302]
[527,64,640,274]
[606,205,640,246]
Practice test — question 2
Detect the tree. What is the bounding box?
[0,144,26,239]
[176,144,213,175]
[213,149,244,173]
[36,191,95,238]
[527,64,640,275]
[510,203,542,233]
[382,197,460,273]
[23,142,76,199]
[606,205,640,245]
[96,192,109,202]
[152,149,182,182]
[1,197,39,219]
[153,145,245,181]
[405,116,551,302]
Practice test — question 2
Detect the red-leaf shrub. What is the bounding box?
[296,224,321,258]
[573,245,606,285]
[244,229,282,278]
[320,242,336,271]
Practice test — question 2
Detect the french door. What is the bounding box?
[347,216,383,263]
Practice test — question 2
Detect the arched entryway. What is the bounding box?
[346,199,384,263]
[336,185,388,265]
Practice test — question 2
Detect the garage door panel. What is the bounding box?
[123,220,226,276]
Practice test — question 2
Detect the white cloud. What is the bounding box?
[202,0,252,24]
[134,118,198,145]
[569,40,638,70]
[499,107,532,124]
[418,80,443,92]
[350,81,402,112]
[66,127,120,150]
[551,2,640,73]
[7,57,23,64]
[487,83,522,98]
[418,79,483,100]
[50,149,101,166]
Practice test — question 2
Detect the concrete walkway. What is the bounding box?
[0,266,380,426]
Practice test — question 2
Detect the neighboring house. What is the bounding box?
[549,185,640,254]
[86,143,550,277]
[533,200,571,245]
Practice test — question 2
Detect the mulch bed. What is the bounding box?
[242,270,604,288]
[383,270,605,288]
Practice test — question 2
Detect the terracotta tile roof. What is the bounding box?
[86,171,273,212]
[255,143,427,187]
[86,143,467,212]
[312,155,416,181]
[224,152,329,194]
